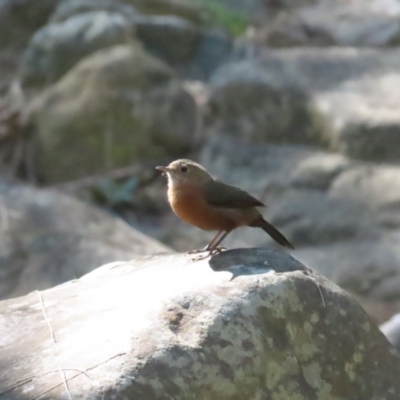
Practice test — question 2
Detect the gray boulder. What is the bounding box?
[208,60,316,144]
[0,248,398,399]
[128,0,205,25]
[208,47,400,162]
[132,15,202,64]
[185,28,233,80]
[0,0,61,47]
[131,15,232,79]
[50,0,206,67]
[329,164,400,211]
[51,0,137,22]
[28,44,197,183]
[381,313,400,351]
[20,11,134,86]
[259,0,400,47]
[173,138,400,323]
[0,177,171,300]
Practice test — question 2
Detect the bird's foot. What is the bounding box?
[185,248,206,255]
[209,246,227,255]
[186,246,227,262]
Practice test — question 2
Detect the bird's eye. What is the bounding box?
[181,166,188,173]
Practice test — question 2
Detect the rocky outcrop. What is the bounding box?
[20,11,134,86]
[208,47,400,162]
[2,0,400,343]
[128,0,205,25]
[381,313,400,351]
[0,0,61,48]
[151,138,400,323]
[28,44,197,182]
[0,249,399,399]
[258,0,400,47]
[131,15,202,64]
[19,0,234,84]
[51,0,138,23]
[0,178,171,300]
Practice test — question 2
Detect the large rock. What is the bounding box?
[152,137,400,323]
[208,61,317,144]
[51,1,203,66]
[0,0,61,48]
[0,249,399,399]
[27,0,232,81]
[329,165,400,211]
[130,14,232,79]
[185,28,233,80]
[28,44,197,182]
[208,47,400,162]
[20,11,134,86]
[131,15,202,64]
[0,178,171,300]
[258,0,400,47]
[51,0,137,22]
[127,0,205,24]
[381,313,400,351]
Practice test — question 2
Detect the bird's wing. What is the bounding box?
[204,179,265,208]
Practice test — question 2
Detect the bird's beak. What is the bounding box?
[156,166,171,173]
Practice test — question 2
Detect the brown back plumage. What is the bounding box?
[204,179,265,208]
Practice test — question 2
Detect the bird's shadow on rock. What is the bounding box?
[207,247,309,280]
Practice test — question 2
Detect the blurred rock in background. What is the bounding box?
[0,176,171,300]
[257,0,400,47]
[1,0,400,330]
[28,44,198,182]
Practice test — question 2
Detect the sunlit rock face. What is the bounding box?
[381,313,400,351]
[0,249,399,399]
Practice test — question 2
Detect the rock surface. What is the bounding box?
[52,4,232,78]
[20,10,134,86]
[0,178,171,300]
[2,0,400,351]
[132,15,202,64]
[381,313,400,351]
[51,0,138,23]
[0,0,61,48]
[208,47,400,162]
[208,63,315,144]
[258,0,400,47]
[28,44,197,182]
[154,137,400,323]
[0,248,399,399]
[128,0,205,25]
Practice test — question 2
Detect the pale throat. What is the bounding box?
[167,175,198,203]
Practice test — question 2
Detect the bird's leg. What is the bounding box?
[186,231,224,255]
[204,231,225,251]
[188,230,232,262]
[208,230,231,253]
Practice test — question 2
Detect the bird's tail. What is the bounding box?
[250,218,294,249]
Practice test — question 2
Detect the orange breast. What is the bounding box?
[168,183,238,231]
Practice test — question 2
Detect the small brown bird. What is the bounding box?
[156,159,294,253]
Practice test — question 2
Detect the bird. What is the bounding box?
[156,159,294,254]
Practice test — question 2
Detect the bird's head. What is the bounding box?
[156,159,212,186]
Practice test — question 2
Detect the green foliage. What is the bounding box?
[195,0,248,36]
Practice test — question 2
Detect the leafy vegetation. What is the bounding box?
[195,0,248,36]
